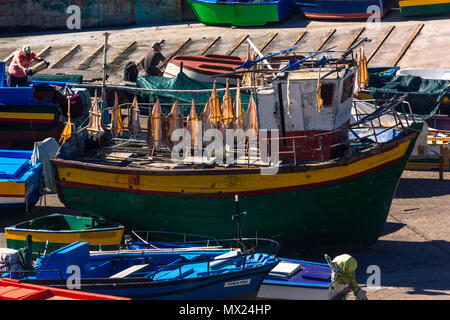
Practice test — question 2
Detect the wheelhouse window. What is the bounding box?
[321,84,334,106]
[341,74,355,103]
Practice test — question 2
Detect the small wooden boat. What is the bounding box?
[5,214,125,256]
[188,0,296,26]
[0,278,130,300]
[295,0,395,20]
[8,241,279,300]
[0,150,42,212]
[399,0,450,17]
[163,54,245,85]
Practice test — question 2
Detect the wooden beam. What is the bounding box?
[198,36,220,55]
[75,44,104,70]
[314,29,336,52]
[258,32,278,53]
[368,25,395,63]
[226,34,249,55]
[391,24,425,67]
[107,41,137,66]
[2,51,16,64]
[50,44,80,69]
[344,28,365,51]
[284,31,307,55]
[36,46,52,58]
[165,37,191,61]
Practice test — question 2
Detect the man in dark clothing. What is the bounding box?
[140,42,168,76]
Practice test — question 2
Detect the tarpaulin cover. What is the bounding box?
[366,68,449,119]
[136,72,251,117]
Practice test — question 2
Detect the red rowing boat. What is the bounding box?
[163,54,245,85]
[0,278,130,300]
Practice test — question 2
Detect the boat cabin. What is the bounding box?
[256,66,356,162]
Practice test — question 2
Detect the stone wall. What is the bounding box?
[0,0,196,32]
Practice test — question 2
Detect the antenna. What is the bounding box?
[232,195,248,251]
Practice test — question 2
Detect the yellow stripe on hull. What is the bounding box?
[5,228,124,246]
[0,112,55,121]
[399,0,449,7]
[56,140,412,194]
[0,182,26,197]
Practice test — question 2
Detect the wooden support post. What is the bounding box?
[314,29,336,52]
[198,36,221,55]
[226,34,249,55]
[344,27,365,51]
[75,44,104,70]
[50,44,81,69]
[368,25,395,63]
[107,41,137,66]
[391,24,425,66]
[258,32,278,53]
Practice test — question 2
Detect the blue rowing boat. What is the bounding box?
[4,240,279,300]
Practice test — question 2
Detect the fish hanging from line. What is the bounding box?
[147,98,167,152]
[167,99,184,149]
[222,79,236,130]
[244,95,259,134]
[128,95,141,137]
[59,97,72,144]
[86,90,105,141]
[360,46,369,90]
[317,68,324,111]
[110,91,124,137]
[187,98,202,149]
[209,81,223,131]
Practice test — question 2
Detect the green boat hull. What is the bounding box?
[55,132,419,251]
[400,3,450,16]
[188,0,284,26]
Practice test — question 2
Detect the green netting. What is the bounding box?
[29,73,83,84]
[135,72,251,117]
[367,68,449,119]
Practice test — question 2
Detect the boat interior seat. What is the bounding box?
[109,264,150,279]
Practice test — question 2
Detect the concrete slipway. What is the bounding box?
[0,9,449,300]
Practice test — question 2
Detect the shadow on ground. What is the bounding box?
[394,177,450,199]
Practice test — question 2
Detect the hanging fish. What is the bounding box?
[59,97,72,144]
[286,73,292,117]
[234,79,245,130]
[167,99,184,148]
[200,99,212,132]
[147,98,167,151]
[128,95,141,137]
[244,95,259,133]
[86,91,105,141]
[353,49,361,95]
[360,46,369,90]
[317,69,324,111]
[209,81,223,129]
[221,79,236,130]
[110,91,124,137]
[187,98,201,149]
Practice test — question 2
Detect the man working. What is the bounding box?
[140,42,168,76]
[8,45,44,87]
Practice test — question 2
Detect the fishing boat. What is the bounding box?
[5,213,125,256]
[399,0,450,16]
[0,278,130,300]
[187,0,296,26]
[295,0,395,20]
[0,62,88,148]
[50,44,423,250]
[164,55,245,85]
[4,240,279,300]
[0,149,42,212]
